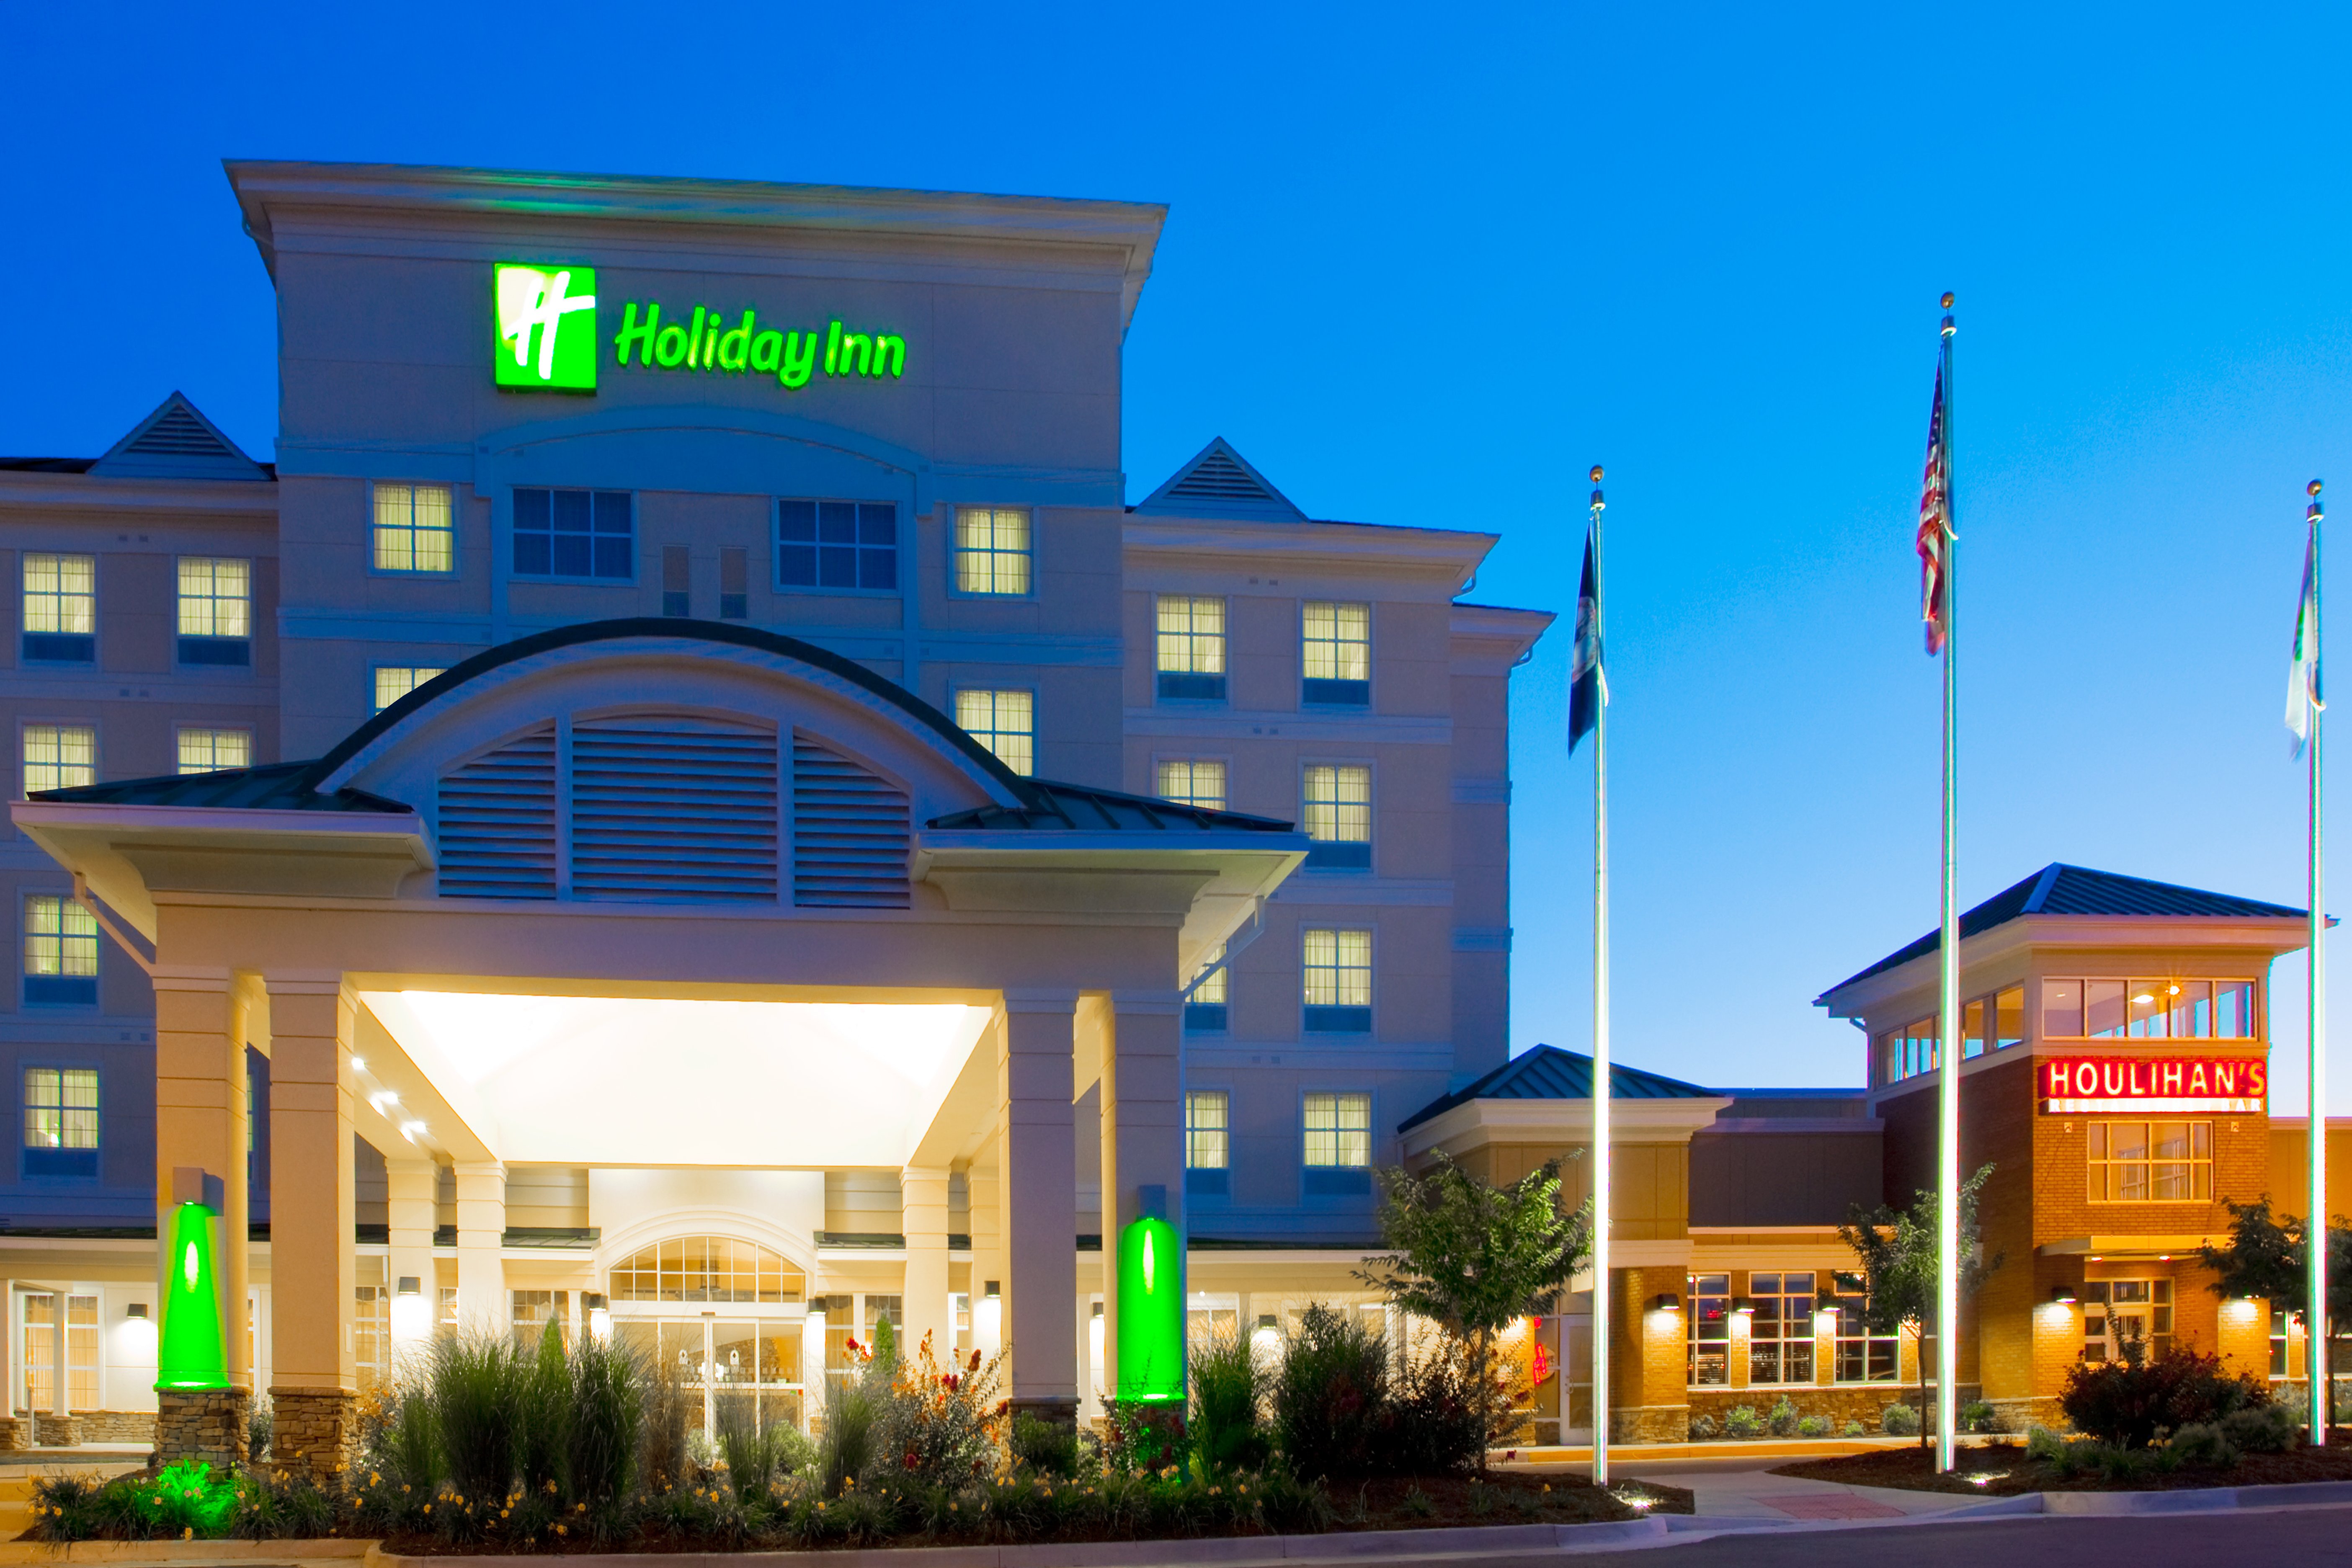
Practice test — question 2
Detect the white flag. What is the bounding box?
[2289,523,2322,756]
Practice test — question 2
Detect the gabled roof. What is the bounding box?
[29,761,407,815]
[88,393,268,482]
[1134,438,1305,521]
[927,779,1292,834]
[1398,1044,1715,1132]
[1819,863,2309,1000]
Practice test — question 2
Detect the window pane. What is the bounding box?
[1192,939,1228,1006]
[178,557,250,638]
[1302,601,1370,681]
[1186,1091,1229,1169]
[1155,596,1227,674]
[954,506,1031,595]
[1995,987,2026,1048]
[514,488,632,578]
[177,728,251,775]
[22,725,96,794]
[2127,982,2169,1038]
[2215,981,2254,1037]
[2085,980,2128,1038]
[1157,759,1226,812]
[373,667,448,714]
[1304,765,1371,843]
[23,554,95,635]
[2043,980,2084,1037]
[1962,998,1986,1059]
[954,689,1034,776]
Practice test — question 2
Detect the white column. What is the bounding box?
[265,975,356,1397]
[1000,992,1078,1416]
[1091,990,1185,1401]
[386,1159,437,1352]
[900,1166,951,1364]
[454,1161,507,1333]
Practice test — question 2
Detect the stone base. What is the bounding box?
[1007,1394,1080,1427]
[34,1413,80,1448]
[1608,1405,1691,1443]
[268,1387,354,1484]
[159,1390,250,1469]
[0,1416,28,1452]
[1686,1384,1987,1436]
[1984,1396,2064,1434]
[79,1410,159,1444]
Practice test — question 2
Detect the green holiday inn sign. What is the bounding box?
[493,262,907,394]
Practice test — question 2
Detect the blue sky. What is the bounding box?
[7,3,2351,1103]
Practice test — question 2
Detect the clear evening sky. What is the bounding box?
[7,4,2349,1105]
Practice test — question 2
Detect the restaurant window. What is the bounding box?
[1960,986,2026,1058]
[21,1292,98,1412]
[1827,1274,1900,1382]
[1301,601,1370,705]
[1302,1092,1371,1194]
[778,499,896,591]
[513,1289,570,1351]
[1156,759,1226,812]
[513,488,633,579]
[355,1280,391,1387]
[2088,1121,2212,1201]
[1186,940,1229,1033]
[23,898,98,1008]
[21,553,95,663]
[1302,928,1372,1033]
[1186,1090,1230,1196]
[1303,764,1372,869]
[22,724,95,796]
[1155,596,1227,699]
[952,505,1031,596]
[2041,978,2256,1039]
[373,482,456,574]
[177,557,251,665]
[2272,1304,2289,1377]
[1746,1271,1816,1384]
[371,666,448,714]
[1877,1016,1939,1084]
[1687,1272,1731,1385]
[177,727,251,775]
[606,1236,805,1303]
[2082,1279,2172,1363]
[23,1066,98,1177]
[954,689,1034,776]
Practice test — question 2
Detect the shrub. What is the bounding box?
[567,1330,644,1516]
[2220,1402,2297,1454]
[820,1371,879,1496]
[430,1328,525,1500]
[517,1320,571,1498]
[1272,1303,1390,1479]
[872,1333,1005,1488]
[1723,1405,1763,1438]
[1190,1332,1271,1472]
[1880,1403,1920,1436]
[640,1355,695,1495]
[1688,1413,1718,1440]
[1962,1400,2003,1434]
[1767,1397,1799,1436]
[247,1393,273,1461]
[1796,1414,1832,1437]
[1841,1419,1865,1437]
[2025,1424,2064,1460]
[1011,1411,1080,1477]
[1384,1349,1486,1476]
[2060,1348,2269,1449]
[2166,1422,2240,1469]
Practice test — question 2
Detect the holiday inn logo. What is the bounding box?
[494,263,599,391]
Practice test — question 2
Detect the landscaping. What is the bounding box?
[24,1309,1689,1549]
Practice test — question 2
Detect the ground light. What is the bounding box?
[156,1200,228,1390]
[1115,1215,1184,1403]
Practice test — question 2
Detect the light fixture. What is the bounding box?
[2050,1285,2078,1305]
[351,1057,366,1072]
[126,1302,147,1319]
[1648,1292,1681,1313]
[585,1292,611,1343]
[391,1276,431,1342]
[2133,993,2155,1006]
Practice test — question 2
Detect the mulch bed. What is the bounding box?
[1774,1435,2352,1495]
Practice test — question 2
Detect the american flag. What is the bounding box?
[1917,365,1950,655]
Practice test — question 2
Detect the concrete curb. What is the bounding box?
[0,1543,369,1563]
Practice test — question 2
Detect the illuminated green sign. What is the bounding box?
[495,263,599,391]
[614,304,905,388]
[1115,1215,1185,1404]
[156,1200,230,1392]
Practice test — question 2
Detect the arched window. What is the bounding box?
[608,1236,805,1304]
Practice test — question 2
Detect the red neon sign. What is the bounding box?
[2040,1056,2266,1112]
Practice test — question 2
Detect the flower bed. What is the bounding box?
[1773,1431,2352,1495]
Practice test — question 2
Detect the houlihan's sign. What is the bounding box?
[493,262,908,394]
[2041,1055,2267,1114]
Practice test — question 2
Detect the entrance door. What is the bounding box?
[2082,1279,2173,1362]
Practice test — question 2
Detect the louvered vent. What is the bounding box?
[571,718,779,901]
[1167,449,1272,502]
[126,405,234,456]
[792,732,910,908]
[437,725,558,899]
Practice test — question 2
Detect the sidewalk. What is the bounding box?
[1612,1455,1992,1522]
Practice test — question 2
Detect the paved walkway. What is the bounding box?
[1504,1448,1992,1523]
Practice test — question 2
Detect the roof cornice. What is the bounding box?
[1122,516,1496,582]
[0,472,277,512]
[1401,1094,1732,1158]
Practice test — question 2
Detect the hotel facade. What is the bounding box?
[0,162,2341,1465]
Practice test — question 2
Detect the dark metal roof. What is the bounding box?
[28,761,410,815]
[1398,1044,1716,1132]
[1820,863,2309,1000]
[927,779,1293,834]
[0,458,97,473]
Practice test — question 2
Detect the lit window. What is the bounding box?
[1876,1016,1942,1083]
[23,898,97,1007]
[607,1235,806,1303]
[1302,927,1371,1033]
[1302,601,1370,704]
[778,500,897,591]
[953,506,1032,595]
[1687,1272,1731,1385]
[21,725,95,796]
[2041,978,2256,1040]
[1186,1091,1229,1169]
[1187,940,1229,1033]
[1155,596,1226,699]
[511,1289,570,1351]
[513,488,633,579]
[1960,987,2027,1058]
[373,483,456,573]
[1825,1274,1901,1384]
[1303,764,1372,869]
[2088,1121,2212,1202]
[177,558,251,665]
[22,1069,97,1157]
[21,1292,99,1409]
[176,727,251,775]
[2081,1278,2173,1364]
[955,689,1034,776]
[1156,759,1226,812]
[1302,1092,1371,1168]
[21,554,94,663]
[373,667,448,714]
[1745,1272,1817,1385]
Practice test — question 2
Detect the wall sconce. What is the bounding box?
[1647,1292,1681,1313]
[585,1291,612,1344]
[391,1274,432,1343]
[120,1300,157,1357]
[126,1302,147,1319]
[973,1280,1003,1356]
[2050,1286,2078,1305]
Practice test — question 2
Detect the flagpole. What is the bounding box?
[1588,464,1612,1488]
[2308,478,2327,1443]
[1934,294,1961,1473]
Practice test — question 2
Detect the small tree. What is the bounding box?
[1357,1151,1591,1466]
[1838,1163,2002,1452]
[2195,1196,2352,1435]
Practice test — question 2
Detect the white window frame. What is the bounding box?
[1184,1090,1230,1170]
[21,553,95,636]
[175,726,253,776]
[1301,1091,1372,1168]
[20,723,96,797]
[1301,601,1372,684]
[1155,757,1228,812]
[1302,927,1373,1009]
[954,688,1035,776]
[371,666,449,715]
[176,557,252,640]
[950,506,1033,597]
[371,482,459,576]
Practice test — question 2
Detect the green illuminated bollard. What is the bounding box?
[157,1200,230,1391]
[1116,1215,1185,1404]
